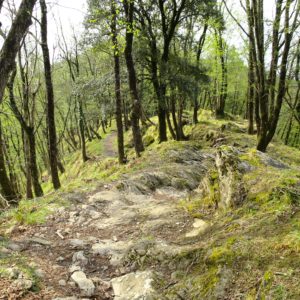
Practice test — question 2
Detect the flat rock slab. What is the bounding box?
[111,271,155,300]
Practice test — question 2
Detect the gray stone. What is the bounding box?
[71,271,95,297]
[185,219,209,238]
[56,256,65,262]
[29,237,52,246]
[72,251,88,266]
[111,271,156,300]
[7,242,22,252]
[257,151,288,169]
[59,279,67,286]
[13,278,33,290]
[92,240,133,266]
[69,239,88,249]
[69,265,82,273]
[89,210,101,219]
[215,147,247,208]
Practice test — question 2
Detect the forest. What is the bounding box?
[0,0,300,299]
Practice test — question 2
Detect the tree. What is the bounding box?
[8,67,44,198]
[248,0,300,151]
[0,120,19,203]
[0,0,37,104]
[123,0,144,156]
[111,1,125,164]
[40,0,61,189]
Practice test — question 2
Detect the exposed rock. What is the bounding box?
[56,256,65,262]
[185,219,209,238]
[12,278,33,290]
[72,251,88,267]
[69,239,88,249]
[256,151,288,169]
[7,242,22,252]
[92,240,133,266]
[111,271,156,300]
[71,271,95,297]
[69,265,82,273]
[215,147,247,208]
[59,279,67,286]
[91,277,111,290]
[29,237,52,246]
[89,210,101,219]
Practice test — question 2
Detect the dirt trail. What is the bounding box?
[102,131,117,158]
[0,137,208,300]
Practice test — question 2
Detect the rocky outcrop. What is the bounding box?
[215,147,247,209]
[117,147,214,194]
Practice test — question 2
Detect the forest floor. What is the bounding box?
[1,112,300,300]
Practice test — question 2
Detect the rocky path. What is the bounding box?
[0,135,214,300]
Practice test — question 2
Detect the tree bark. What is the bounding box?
[0,0,37,103]
[123,0,144,156]
[40,0,61,189]
[111,2,125,164]
[0,120,19,202]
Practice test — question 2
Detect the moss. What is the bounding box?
[0,253,41,291]
[239,148,262,167]
[143,134,155,147]
[208,244,235,265]
[197,266,219,297]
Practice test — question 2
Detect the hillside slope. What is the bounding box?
[0,113,300,300]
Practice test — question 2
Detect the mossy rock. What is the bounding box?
[143,135,155,147]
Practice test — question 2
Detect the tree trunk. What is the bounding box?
[123,0,144,156]
[78,99,89,162]
[23,130,34,199]
[247,47,255,134]
[40,0,61,189]
[27,127,43,197]
[215,29,227,118]
[0,121,18,202]
[0,0,37,103]
[111,2,125,164]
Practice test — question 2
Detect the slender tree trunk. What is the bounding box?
[247,48,255,134]
[78,99,89,162]
[0,121,18,202]
[111,2,125,164]
[123,0,144,156]
[40,0,60,189]
[23,130,34,199]
[27,127,43,197]
[215,29,227,118]
[194,23,208,124]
